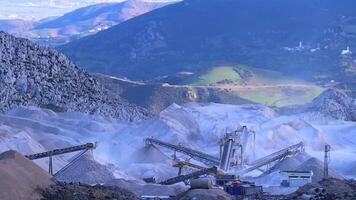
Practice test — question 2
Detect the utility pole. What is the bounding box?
[324,144,331,178]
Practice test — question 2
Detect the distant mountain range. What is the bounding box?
[0,31,148,121]
[58,0,356,91]
[0,0,174,46]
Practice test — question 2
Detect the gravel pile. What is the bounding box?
[42,181,140,200]
[177,188,233,200]
[106,178,186,197]
[0,150,53,200]
[268,152,311,172]
[296,158,343,183]
[290,178,356,199]
[55,153,115,185]
[131,144,170,163]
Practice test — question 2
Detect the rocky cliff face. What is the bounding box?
[281,89,356,121]
[0,31,148,121]
[307,89,356,121]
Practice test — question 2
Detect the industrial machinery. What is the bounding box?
[145,138,220,166]
[324,144,331,178]
[147,127,304,188]
[218,126,254,171]
[159,167,218,185]
[25,142,96,175]
[236,142,304,175]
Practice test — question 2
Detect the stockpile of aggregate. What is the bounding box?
[289,178,356,199]
[0,150,53,200]
[55,153,115,185]
[177,188,233,200]
[268,152,311,172]
[106,178,186,197]
[131,144,170,163]
[296,158,344,183]
[41,181,140,200]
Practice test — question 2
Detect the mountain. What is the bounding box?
[59,0,356,88]
[0,0,174,46]
[0,31,148,121]
[0,19,33,34]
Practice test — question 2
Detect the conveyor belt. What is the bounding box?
[159,167,218,185]
[237,142,303,175]
[25,143,96,160]
[172,160,206,170]
[145,138,220,166]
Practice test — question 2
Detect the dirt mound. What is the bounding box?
[291,178,356,199]
[42,181,140,200]
[131,144,170,163]
[0,150,53,200]
[177,188,233,200]
[54,152,115,185]
[296,158,343,183]
[106,178,186,197]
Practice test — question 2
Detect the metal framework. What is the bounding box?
[159,166,218,185]
[24,143,96,175]
[145,138,220,166]
[237,142,304,175]
[324,144,331,178]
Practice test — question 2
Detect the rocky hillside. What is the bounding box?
[0,31,148,121]
[281,89,356,121]
[0,0,174,46]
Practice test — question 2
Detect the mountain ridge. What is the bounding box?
[58,0,356,88]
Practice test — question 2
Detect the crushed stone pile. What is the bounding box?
[177,188,233,200]
[54,152,115,185]
[290,178,356,199]
[106,178,187,197]
[0,150,53,200]
[267,152,311,173]
[296,157,343,183]
[42,181,140,200]
[344,161,356,178]
[131,144,170,163]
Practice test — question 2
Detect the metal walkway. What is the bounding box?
[145,138,220,166]
[159,167,218,185]
[236,142,304,175]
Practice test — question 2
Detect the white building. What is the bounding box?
[280,170,313,187]
[341,46,352,55]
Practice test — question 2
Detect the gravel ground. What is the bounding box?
[41,181,140,200]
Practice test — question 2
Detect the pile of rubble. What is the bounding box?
[0,150,53,200]
[55,153,116,185]
[41,181,140,200]
[288,178,356,200]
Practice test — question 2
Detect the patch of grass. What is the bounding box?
[184,64,305,86]
[185,66,241,85]
[237,64,305,85]
[237,86,325,107]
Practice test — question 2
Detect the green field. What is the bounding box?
[184,65,305,86]
[236,86,324,107]
[178,64,324,107]
[185,66,241,85]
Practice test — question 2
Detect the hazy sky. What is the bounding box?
[0,0,172,20]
